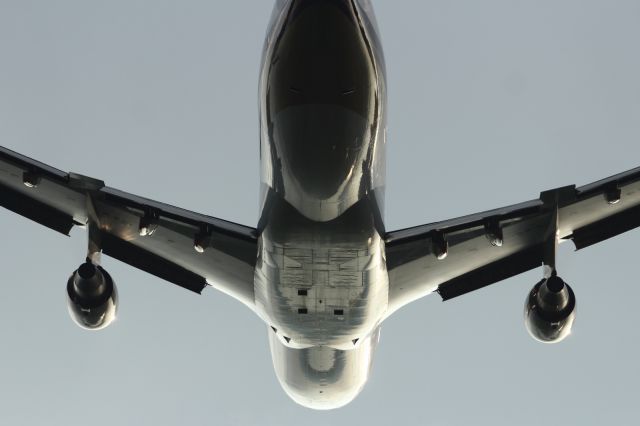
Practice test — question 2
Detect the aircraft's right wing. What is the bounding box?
[384,166,640,316]
[0,146,258,309]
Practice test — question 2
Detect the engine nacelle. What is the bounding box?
[66,262,118,330]
[524,275,576,343]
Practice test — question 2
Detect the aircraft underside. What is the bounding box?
[256,0,388,408]
[1,0,640,411]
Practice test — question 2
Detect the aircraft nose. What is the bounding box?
[268,329,380,410]
[272,343,368,410]
[283,383,360,411]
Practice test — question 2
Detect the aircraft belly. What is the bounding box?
[254,214,388,347]
[268,325,381,410]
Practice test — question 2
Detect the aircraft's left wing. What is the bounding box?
[385,166,640,316]
[0,146,258,309]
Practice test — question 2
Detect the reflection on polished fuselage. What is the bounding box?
[255,0,388,409]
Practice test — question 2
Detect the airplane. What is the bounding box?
[1,0,639,411]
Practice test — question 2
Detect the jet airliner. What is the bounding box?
[1,0,640,410]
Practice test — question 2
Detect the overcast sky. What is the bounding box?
[1,1,639,425]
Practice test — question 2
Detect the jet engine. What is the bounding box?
[524,275,576,343]
[66,261,118,330]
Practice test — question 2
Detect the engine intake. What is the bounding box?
[66,261,118,330]
[524,275,576,343]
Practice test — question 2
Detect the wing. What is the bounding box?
[385,166,640,316]
[0,146,258,309]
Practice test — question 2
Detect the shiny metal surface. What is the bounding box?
[66,263,118,331]
[255,190,388,347]
[256,0,388,408]
[269,326,380,410]
[524,277,576,343]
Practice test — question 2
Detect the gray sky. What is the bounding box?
[1,1,639,424]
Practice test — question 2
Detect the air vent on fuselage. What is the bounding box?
[298,308,308,314]
[333,309,344,316]
[297,289,308,296]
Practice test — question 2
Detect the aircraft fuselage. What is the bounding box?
[254,0,388,409]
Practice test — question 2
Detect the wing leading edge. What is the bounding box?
[385,166,640,316]
[0,146,258,309]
